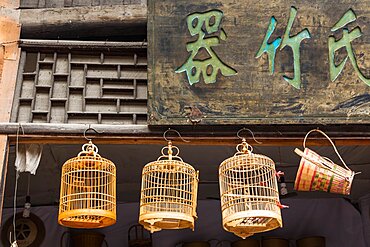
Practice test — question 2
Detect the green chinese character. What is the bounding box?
[256,7,311,89]
[280,7,311,89]
[176,10,237,85]
[255,17,281,75]
[329,9,370,86]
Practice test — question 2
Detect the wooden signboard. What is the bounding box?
[148,0,370,125]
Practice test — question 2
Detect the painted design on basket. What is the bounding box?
[295,148,354,195]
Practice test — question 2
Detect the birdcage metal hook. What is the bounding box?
[83,125,100,142]
[236,128,262,144]
[163,128,190,143]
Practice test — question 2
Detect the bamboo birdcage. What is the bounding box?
[58,141,116,228]
[139,140,199,233]
[219,138,282,239]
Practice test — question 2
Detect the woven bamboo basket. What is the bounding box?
[219,138,282,238]
[58,141,116,228]
[139,141,199,233]
[294,129,356,195]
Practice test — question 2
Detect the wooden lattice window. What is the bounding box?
[11,40,148,124]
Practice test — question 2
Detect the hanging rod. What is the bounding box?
[0,123,369,146]
[19,39,147,50]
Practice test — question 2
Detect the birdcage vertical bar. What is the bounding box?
[139,143,198,233]
[219,143,283,239]
[59,142,116,228]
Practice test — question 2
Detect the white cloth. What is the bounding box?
[15,144,43,175]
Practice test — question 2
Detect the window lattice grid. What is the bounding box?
[12,45,148,124]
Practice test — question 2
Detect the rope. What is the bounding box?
[27,173,30,196]
[303,129,350,171]
[11,124,24,244]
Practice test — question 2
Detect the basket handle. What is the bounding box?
[303,129,350,171]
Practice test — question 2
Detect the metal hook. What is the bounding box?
[236,128,262,144]
[163,128,190,143]
[15,123,25,158]
[83,125,100,142]
[17,123,24,136]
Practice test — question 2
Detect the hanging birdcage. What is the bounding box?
[139,140,199,233]
[219,137,282,238]
[58,140,116,229]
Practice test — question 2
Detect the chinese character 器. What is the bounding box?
[176,10,237,85]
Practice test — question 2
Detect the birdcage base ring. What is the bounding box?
[139,212,195,233]
[58,209,116,228]
[223,210,282,235]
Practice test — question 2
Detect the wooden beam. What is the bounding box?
[6,135,370,146]
[19,39,147,50]
[0,123,154,135]
[0,123,369,146]
[0,122,367,146]
[0,135,9,220]
[0,0,20,224]
[19,5,147,39]
[0,0,19,8]
[20,5,147,26]
[0,123,370,137]
[7,134,370,146]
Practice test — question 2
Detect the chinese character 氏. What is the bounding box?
[329,9,370,86]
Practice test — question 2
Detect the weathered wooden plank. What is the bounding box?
[0,122,369,136]
[0,1,20,225]
[148,0,370,125]
[0,52,21,124]
[20,0,146,8]
[0,123,369,146]
[20,4,147,25]
[7,134,370,146]
[0,0,19,8]
[19,39,148,50]
[0,16,21,117]
[0,135,8,225]
[19,4,147,39]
